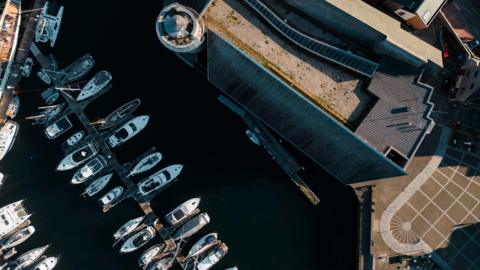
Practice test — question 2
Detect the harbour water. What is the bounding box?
[0,0,357,269]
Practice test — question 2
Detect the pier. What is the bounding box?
[29,46,194,268]
[0,0,46,124]
[218,95,320,205]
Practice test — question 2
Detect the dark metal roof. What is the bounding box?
[355,71,434,162]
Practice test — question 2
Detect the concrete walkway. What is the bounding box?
[379,127,451,255]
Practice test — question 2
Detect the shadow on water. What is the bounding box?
[0,0,357,269]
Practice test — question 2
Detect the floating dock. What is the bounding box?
[29,46,196,269]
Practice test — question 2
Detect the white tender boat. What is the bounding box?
[107,115,150,148]
[129,152,163,177]
[32,256,58,270]
[61,131,84,149]
[76,70,112,101]
[147,256,174,270]
[120,226,156,253]
[113,216,145,246]
[99,99,141,130]
[44,116,72,139]
[0,172,4,187]
[137,165,183,196]
[138,243,166,269]
[165,198,200,226]
[99,186,123,206]
[224,267,238,270]
[0,121,19,160]
[187,233,218,258]
[71,155,107,184]
[82,173,113,197]
[196,243,229,270]
[11,245,49,270]
[56,142,99,171]
[2,226,36,249]
[172,213,210,241]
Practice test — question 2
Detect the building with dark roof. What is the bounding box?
[158,0,437,184]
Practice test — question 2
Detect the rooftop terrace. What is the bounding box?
[203,0,372,125]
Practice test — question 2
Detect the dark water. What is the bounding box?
[0,1,358,269]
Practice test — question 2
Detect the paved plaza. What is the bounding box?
[389,147,480,269]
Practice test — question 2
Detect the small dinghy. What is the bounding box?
[2,226,36,249]
[0,172,4,187]
[113,216,145,246]
[129,152,162,177]
[82,173,113,197]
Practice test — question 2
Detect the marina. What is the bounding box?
[26,37,233,268]
[0,0,357,269]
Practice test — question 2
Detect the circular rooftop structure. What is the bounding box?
[156,3,205,53]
